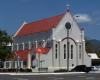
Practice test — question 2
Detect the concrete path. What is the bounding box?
[0,72,85,75]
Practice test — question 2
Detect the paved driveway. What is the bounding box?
[0,73,100,80]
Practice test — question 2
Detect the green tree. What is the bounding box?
[0,29,12,61]
[96,51,100,58]
[85,40,94,53]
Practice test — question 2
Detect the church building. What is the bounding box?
[12,7,91,72]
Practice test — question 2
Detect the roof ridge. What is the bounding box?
[27,13,65,25]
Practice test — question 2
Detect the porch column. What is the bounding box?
[81,29,85,65]
[76,41,79,66]
[35,41,39,69]
[35,41,38,59]
[27,52,31,69]
[43,40,45,47]
[20,61,24,68]
[29,41,31,50]
[11,43,14,51]
[22,42,25,50]
[35,41,38,48]
[4,61,6,69]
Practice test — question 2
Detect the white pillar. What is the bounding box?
[17,56,20,69]
[76,41,80,65]
[35,41,39,68]
[20,61,24,68]
[81,29,85,65]
[76,44,78,66]
[82,40,85,65]
[11,43,14,51]
[35,41,38,59]
[29,41,31,50]
[4,61,7,69]
[15,61,17,68]
[8,61,12,69]
[22,43,25,50]
[43,40,45,47]
[52,39,54,68]
[27,52,31,69]
[35,41,38,48]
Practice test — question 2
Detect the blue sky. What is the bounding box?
[0,0,100,40]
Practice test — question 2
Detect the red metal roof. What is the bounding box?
[35,47,50,54]
[15,50,31,61]
[16,13,64,36]
[15,48,50,61]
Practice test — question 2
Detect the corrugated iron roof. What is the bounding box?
[16,13,64,36]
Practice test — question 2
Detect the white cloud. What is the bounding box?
[74,14,92,23]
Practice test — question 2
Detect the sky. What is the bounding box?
[0,0,100,40]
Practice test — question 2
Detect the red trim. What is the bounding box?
[15,50,31,61]
[35,47,50,54]
[15,47,50,61]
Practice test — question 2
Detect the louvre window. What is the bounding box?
[64,44,66,59]
[25,43,29,49]
[71,45,73,59]
[79,45,81,59]
[55,44,58,59]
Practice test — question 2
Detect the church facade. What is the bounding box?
[12,9,91,71]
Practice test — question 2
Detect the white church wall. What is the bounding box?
[84,52,91,67]
[52,41,59,69]
[37,48,54,71]
[60,40,77,69]
[52,12,82,68]
[53,12,81,42]
[52,11,91,70]
[83,41,91,67]
[69,40,77,68]
[59,40,67,69]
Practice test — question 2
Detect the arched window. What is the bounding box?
[55,44,58,59]
[64,44,66,59]
[71,45,73,59]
